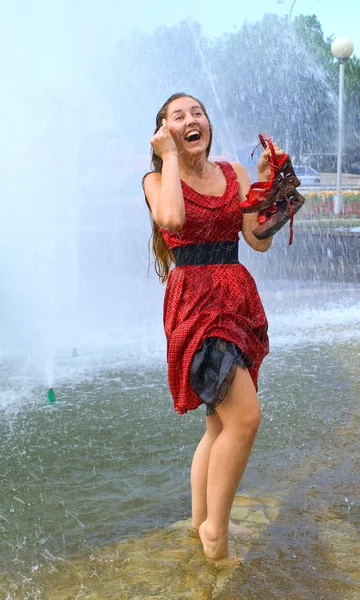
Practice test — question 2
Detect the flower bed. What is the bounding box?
[302,190,360,219]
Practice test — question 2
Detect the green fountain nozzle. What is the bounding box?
[47,388,56,403]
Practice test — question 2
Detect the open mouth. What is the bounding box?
[184,130,201,143]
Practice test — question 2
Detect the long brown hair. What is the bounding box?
[145,92,213,283]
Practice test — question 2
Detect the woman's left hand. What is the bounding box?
[257,143,285,182]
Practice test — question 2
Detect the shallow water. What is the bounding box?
[1,281,360,599]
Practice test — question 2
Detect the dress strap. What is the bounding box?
[215,161,239,180]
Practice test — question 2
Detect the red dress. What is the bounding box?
[160,161,269,415]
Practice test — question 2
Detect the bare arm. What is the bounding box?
[143,120,185,232]
[230,162,273,253]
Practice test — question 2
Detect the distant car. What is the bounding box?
[293,165,321,186]
[350,162,360,174]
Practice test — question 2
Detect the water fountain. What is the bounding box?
[1,5,360,600]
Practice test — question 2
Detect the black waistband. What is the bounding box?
[172,241,239,267]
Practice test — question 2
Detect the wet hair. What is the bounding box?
[145,92,213,283]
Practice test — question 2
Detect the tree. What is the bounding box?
[99,13,360,167]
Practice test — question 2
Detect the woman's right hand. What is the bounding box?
[150,119,177,158]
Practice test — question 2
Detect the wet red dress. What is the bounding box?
[160,161,269,415]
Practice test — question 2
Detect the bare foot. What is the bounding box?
[209,553,243,569]
[189,527,200,539]
[199,520,228,560]
[192,520,252,538]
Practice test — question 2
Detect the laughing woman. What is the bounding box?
[142,92,284,561]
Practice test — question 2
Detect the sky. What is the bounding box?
[1,0,358,109]
[119,0,359,52]
[0,0,358,105]
[1,0,359,60]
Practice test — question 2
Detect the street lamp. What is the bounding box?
[331,36,354,215]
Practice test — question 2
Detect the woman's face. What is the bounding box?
[165,96,211,157]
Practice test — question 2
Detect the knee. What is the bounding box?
[216,385,262,440]
[235,403,261,440]
[244,405,261,437]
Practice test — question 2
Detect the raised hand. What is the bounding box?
[257,143,285,181]
[150,119,177,158]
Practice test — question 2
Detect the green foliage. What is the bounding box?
[105,13,360,160]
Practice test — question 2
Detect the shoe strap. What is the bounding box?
[251,133,279,167]
[284,195,295,245]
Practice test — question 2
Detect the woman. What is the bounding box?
[143,92,284,561]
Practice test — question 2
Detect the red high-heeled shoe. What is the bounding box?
[253,191,305,245]
[241,133,301,213]
[241,134,305,245]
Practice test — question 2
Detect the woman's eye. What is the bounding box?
[194,111,202,117]
[175,115,183,121]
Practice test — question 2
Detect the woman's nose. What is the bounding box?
[185,116,197,126]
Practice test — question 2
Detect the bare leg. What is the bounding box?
[191,413,222,530]
[190,414,252,537]
[199,366,261,559]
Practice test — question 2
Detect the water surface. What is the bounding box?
[1,281,359,599]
